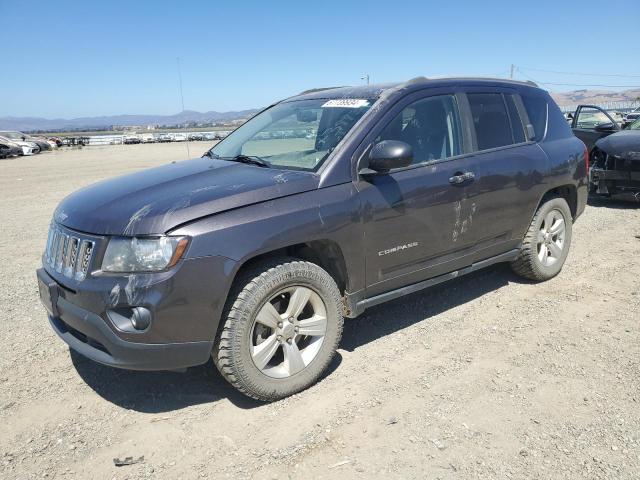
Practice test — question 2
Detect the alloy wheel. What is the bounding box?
[250,286,327,378]
[536,208,566,267]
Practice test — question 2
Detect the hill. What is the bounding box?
[549,88,640,106]
[0,109,260,133]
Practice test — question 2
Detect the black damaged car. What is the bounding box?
[0,142,22,158]
[590,118,640,201]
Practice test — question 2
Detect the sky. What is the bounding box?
[2,0,639,118]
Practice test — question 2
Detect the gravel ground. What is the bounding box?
[1,143,639,480]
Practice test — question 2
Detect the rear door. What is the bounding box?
[571,105,620,151]
[457,89,549,259]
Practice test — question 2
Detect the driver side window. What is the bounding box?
[576,107,611,130]
[376,95,462,165]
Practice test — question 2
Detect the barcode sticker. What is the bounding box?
[322,99,370,108]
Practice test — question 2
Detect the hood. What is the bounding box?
[595,130,640,159]
[54,157,319,235]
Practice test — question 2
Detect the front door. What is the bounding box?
[572,105,619,151]
[356,92,480,297]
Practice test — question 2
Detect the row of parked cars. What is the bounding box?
[0,131,60,158]
[122,132,228,144]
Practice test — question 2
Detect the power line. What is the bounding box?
[518,66,640,79]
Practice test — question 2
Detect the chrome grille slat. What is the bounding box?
[44,224,96,281]
[45,227,54,264]
[63,237,79,277]
[55,234,68,272]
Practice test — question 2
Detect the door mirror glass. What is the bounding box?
[364,140,413,173]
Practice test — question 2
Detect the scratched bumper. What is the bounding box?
[38,254,237,370]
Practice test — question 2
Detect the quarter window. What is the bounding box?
[376,95,462,165]
[521,93,548,141]
[467,93,514,150]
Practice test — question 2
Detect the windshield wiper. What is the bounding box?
[225,154,270,168]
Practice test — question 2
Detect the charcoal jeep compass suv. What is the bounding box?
[37,78,588,401]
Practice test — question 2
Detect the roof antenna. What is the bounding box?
[176,57,190,158]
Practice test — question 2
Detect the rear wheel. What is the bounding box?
[213,258,343,401]
[511,197,573,281]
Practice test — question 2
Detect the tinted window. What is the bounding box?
[467,93,513,150]
[521,94,548,141]
[505,95,526,143]
[545,97,574,141]
[376,95,461,165]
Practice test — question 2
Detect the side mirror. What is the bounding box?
[360,140,413,175]
[594,122,617,132]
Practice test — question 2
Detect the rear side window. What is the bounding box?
[521,94,548,141]
[467,93,513,150]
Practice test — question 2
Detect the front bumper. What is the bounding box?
[37,252,237,370]
[591,167,640,200]
[47,300,213,370]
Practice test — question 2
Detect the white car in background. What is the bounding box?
[0,135,39,155]
[172,132,187,141]
[624,106,640,128]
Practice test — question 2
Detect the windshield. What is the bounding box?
[0,132,23,140]
[629,119,640,130]
[209,98,372,171]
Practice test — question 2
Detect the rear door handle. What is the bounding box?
[449,171,475,185]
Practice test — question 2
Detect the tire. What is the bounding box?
[213,258,344,401]
[511,197,573,281]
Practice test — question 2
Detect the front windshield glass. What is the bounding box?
[0,132,22,140]
[629,119,640,130]
[209,98,373,171]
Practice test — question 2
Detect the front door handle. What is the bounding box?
[449,171,475,185]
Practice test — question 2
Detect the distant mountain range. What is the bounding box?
[0,109,260,133]
[3,88,640,133]
[549,88,640,107]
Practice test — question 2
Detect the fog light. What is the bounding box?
[107,307,152,333]
[131,307,152,331]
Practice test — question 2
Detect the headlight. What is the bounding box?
[101,236,189,273]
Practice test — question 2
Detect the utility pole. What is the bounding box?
[176,56,190,158]
[510,64,515,79]
[361,74,370,85]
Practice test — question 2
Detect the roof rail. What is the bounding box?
[400,76,539,88]
[298,86,345,95]
[402,76,429,86]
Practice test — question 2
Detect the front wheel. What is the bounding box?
[213,258,343,401]
[511,197,573,281]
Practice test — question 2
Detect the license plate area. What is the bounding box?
[37,270,59,317]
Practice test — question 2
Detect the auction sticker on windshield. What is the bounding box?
[322,99,370,108]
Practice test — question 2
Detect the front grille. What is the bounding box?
[45,224,96,281]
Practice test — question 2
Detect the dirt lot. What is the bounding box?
[1,143,639,480]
